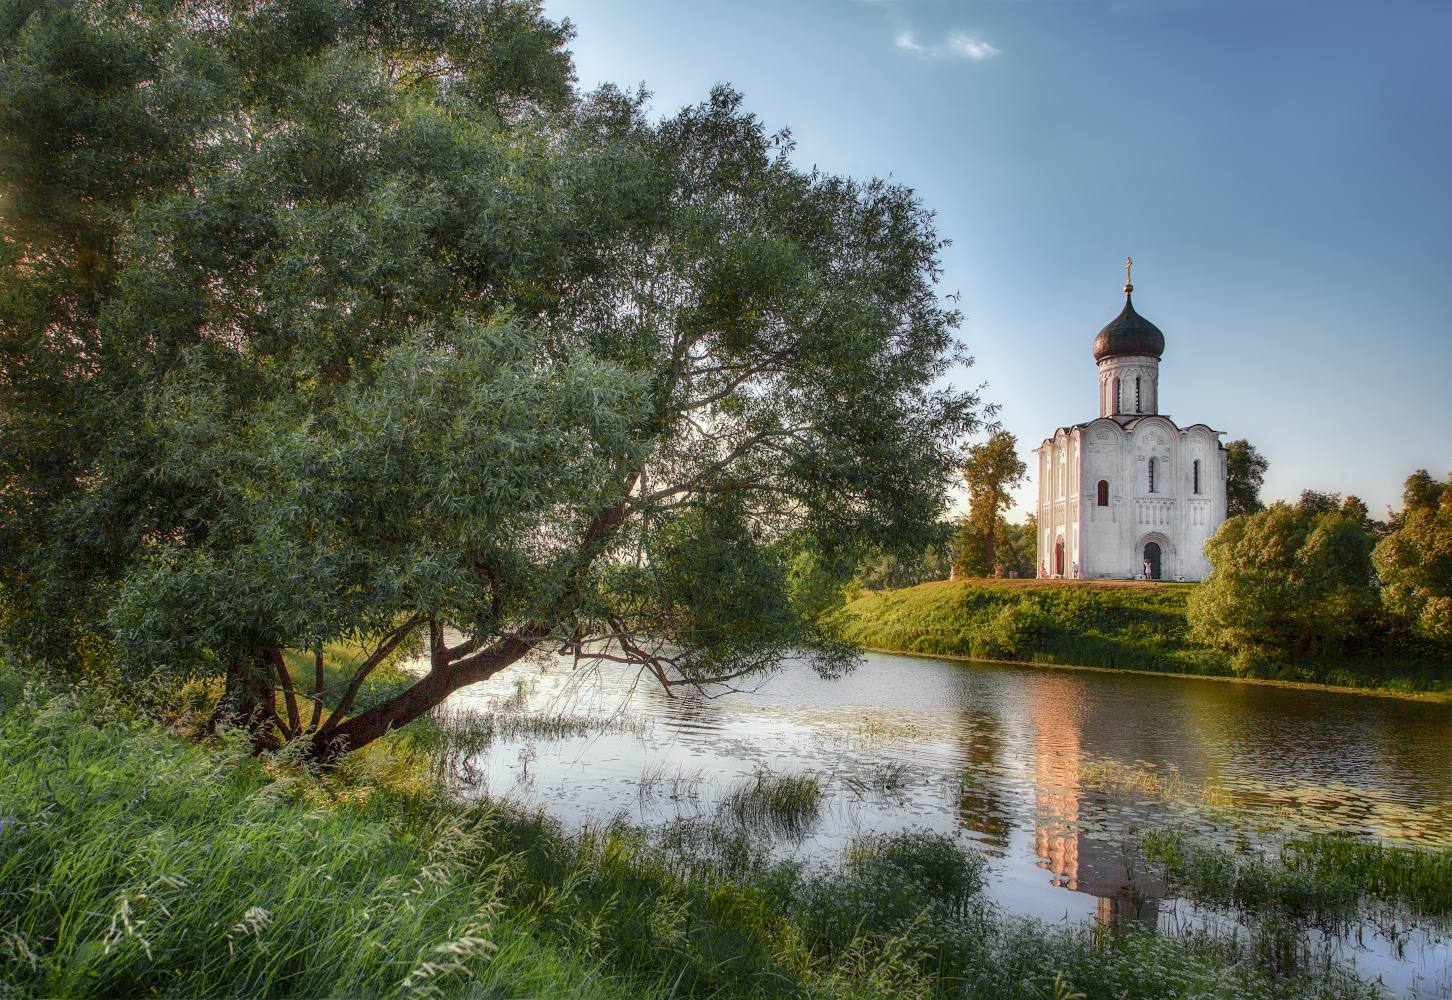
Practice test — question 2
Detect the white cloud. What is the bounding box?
[895,29,1001,61]
[947,32,1001,60]
[894,31,929,56]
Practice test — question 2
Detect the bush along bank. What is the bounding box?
[0,659,1384,1000]
[839,580,1452,694]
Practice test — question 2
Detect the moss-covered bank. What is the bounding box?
[840,579,1451,696]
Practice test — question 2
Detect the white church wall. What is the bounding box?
[1130,418,1181,578]
[1079,419,1129,578]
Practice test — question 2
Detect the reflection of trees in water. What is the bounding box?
[952,708,1012,849]
[656,692,728,733]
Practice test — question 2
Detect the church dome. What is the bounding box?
[1092,291,1165,362]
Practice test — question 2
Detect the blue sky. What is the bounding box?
[543,0,1451,518]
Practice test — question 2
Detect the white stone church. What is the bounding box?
[1034,270,1227,581]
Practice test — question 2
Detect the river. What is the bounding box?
[433,649,1452,996]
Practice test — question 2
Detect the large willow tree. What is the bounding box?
[0,0,981,754]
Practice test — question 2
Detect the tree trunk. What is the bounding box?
[308,636,534,760]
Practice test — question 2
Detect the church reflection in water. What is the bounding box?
[1031,684,1168,929]
[1033,800,1167,930]
[951,679,1171,931]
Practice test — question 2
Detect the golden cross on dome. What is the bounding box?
[1124,256,1134,292]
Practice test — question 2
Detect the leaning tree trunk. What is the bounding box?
[307,633,536,761]
[303,505,629,760]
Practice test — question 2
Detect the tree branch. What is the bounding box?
[319,614,427,735]
[307,645,325,734]
[269,646,302,738]
[310,636,535,760]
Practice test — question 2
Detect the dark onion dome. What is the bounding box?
[1092,289,1165,362]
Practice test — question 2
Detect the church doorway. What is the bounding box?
[1055,539,1065,577]
[1143,542,1162,580]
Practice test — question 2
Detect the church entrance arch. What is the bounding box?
[1143,541,1162,580]
[1055,538,1065,577]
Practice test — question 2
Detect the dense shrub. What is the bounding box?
[1188,500,1379,668]
[1374,471,1452,652]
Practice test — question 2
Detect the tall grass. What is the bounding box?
[0,702,613,998]
[0,659,1390,1000]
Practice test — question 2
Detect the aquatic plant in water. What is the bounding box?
[719,764,824,835]
[1142,829,1452,922]
[843,760,915,796]
[419,705,648,786]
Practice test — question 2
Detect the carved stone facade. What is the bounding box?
[1033,287,1226,581]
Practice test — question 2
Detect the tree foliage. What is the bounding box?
[954,431,1025,578]
[1225,439,1269,518]
[1374,471,1452,650]
[856,520,954,591]
[952,515,1034,580]
[1187,498,1378,666]
[0,0,981,754]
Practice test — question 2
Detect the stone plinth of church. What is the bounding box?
[1033,276,1226,581]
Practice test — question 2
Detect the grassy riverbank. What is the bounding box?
[0,658,1384,1000]
[840,580,1452,696]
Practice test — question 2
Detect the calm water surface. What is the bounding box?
[435,651,1452,996]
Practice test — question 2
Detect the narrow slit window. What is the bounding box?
[1148,457,1156,493]
[1135,376,1142,413]
[1097,480,1109,506]
[1113,377,1121,415]
[1193,459,1200,494]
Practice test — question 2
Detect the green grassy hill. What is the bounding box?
[840,579,1450,694]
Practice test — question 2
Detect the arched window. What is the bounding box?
[1193,459,1200,494]
[1097,480,1109,506]
[1147,457,1156,493]
[1113,377,1121,415]
[1135,376,1142,413]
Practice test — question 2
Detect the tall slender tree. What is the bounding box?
[955,432,1025,578]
